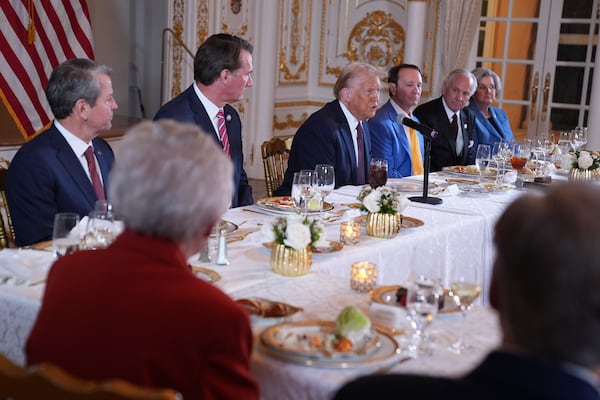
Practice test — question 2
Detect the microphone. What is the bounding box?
[400,117,438,139]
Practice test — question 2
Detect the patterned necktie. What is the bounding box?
[84,146,105,201]
[216,109,231,157]
[356,122,366,184]
[408,127,424,175]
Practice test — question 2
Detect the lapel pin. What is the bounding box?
[226,114,232,122]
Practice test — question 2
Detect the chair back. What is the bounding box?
[0,354,182,400]
[0,158,15,249]
[261,137,291,197]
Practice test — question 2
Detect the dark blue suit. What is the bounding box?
[6,124,114,247]
[413,97,477,171]
[275,100,372,196]
[369,100,424,178]
[154,85,253,208]
[334,351,600,400]
[467,101,514,146]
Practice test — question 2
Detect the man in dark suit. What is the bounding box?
[6,59,117,247]
[154,33,253,208]
[275,62,382,195]
[26,120,259,400]
[413,68,477,171]
[334,183,600,400]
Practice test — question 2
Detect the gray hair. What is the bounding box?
[45,58,112,119]
[333,62,383,99]
[493,183,600,367]
[472,67,503,96]
[108,120,233,243]
[443,68,477,97]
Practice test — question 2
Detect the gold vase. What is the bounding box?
[270,243,312,276]
[366,212,400,238]
[568,168,597,182]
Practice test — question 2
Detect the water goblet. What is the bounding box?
[475,144,491,183]
[52,212,81,258]
[291,170,314,211]
[509,142,530,174]
[314,164,335,216]
[447,277,481,354]
[405,276,440,357]
[572,126,588,150]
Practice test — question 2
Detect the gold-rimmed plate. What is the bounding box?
[256,197,333,215]
[189,265,221,284]
[262,241,344,254]
[371,285,460,314]
[259,320,403,369]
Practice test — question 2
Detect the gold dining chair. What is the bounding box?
[261,136,291,197]
[0,159,15,249]
[0,353,182,400]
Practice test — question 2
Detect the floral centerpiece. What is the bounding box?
[261,215,325,276]
[357,186,410,238]
[569,150,600,182]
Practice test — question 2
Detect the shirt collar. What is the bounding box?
[193,82,220,119]
[54,120,91,157]
[441,97,458,122]
[338,100,360,131]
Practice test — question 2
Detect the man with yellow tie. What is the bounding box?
[369,64,424,178]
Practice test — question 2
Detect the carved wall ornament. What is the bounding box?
[278,0,311,84]
[231,0,242,14]
[347,11,405,68]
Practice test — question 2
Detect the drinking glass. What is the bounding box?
[509,142,530,173]
[491,141,511,184]
[314,164,335,214]
[291,170,314,210]
[448,276,481,354]
[368,158,388,188]
[52,212,81,257]
[82,210,117,250]
[531,135,552,174]
[572,126,588,150]
[405,276,440,357]
[475,144,491,182]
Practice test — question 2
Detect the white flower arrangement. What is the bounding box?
[357,186,410,215]
[571,150,600,170]
[261,214,325,250]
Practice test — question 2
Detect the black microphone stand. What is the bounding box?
[409,137,442,205]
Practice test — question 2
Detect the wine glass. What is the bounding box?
[475,144,491,183]
[82,209,117,250]
[572,126,588,151]
[509,142,530,174]
[492,141,511,184]
[368,158,388,188]
[531,135,552,175]
[52,212,81,258]
[405,276,440,357]
[314,164,335,215]
[447,276,481,354]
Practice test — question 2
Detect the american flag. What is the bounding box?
[0,0,94,139]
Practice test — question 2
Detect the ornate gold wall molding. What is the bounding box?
[171,0,185,98]
[197,0,209,45]
[273,100,325,131]
[278,0,311,84]
[273,113,309,130]
[220,0,248,35]
[347,11,405,68]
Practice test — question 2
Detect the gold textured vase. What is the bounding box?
[568,168,596,182]
[366,212,400,238]
[270,243,312,276]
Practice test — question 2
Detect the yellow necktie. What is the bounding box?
[408,127,424,175]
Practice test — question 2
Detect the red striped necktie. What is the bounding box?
[216,109,231,157]
[84,146,105,201]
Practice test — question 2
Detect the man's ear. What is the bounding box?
[489,271,500,312]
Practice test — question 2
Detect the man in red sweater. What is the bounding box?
[26,120,259,400]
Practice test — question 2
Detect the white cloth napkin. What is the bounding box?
[0,249,54,286]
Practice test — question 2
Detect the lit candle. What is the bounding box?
[340,221,361,245]
[350,261,377,293]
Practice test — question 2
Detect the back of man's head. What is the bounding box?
[492,183,600,368]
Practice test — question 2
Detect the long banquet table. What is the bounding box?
[0,173,561,399]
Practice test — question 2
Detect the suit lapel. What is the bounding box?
[186,87,222,147]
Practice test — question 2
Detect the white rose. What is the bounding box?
[578,152,594,170]
[260,222,276,243]
[363,190,381,213]
[396,194,410,213]
[284,222,311,249]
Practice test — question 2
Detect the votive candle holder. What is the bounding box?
[340,221,361,245]
[350,261,377,293]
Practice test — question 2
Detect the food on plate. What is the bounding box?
[534,175,552,184]
[520,167,535,175]
[269,196,295,208]
[464,165,480,174]
[334,306,372,351]
[236,298,303,318]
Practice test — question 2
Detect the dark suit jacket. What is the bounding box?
[154,84,253,207]
[6,124,114,247]
[467,101,515,146]
[334,351,600,400]
[26,230,259,400]
[413,97,477,171]
[369,100,424,178]
[274,100,372,196]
